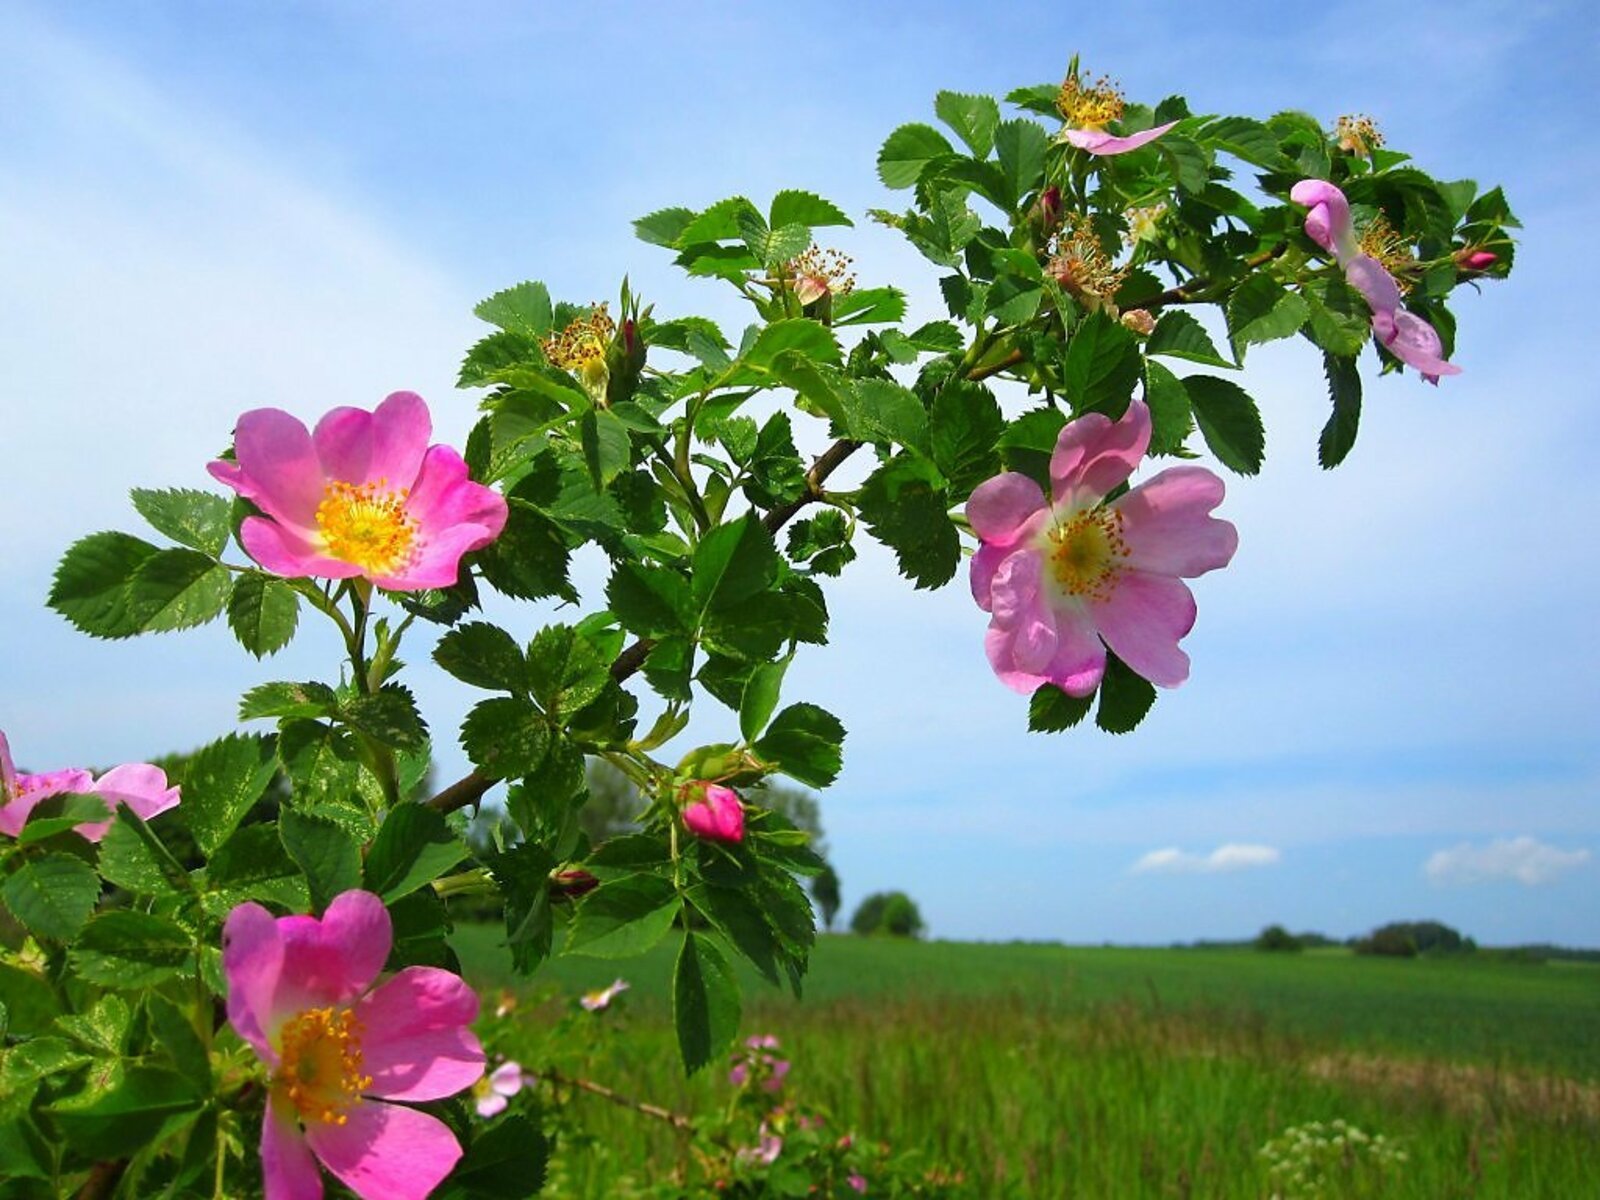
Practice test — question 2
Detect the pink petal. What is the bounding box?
[966,473,1046,546]
[222,901,286,1065]
[356,967,484,1103]
[0,768,95,836]
[489,1061,524,1097]
[1380,310,1462,381]
[1090,571,1198,688]
[475,1091,508,1118]
[77,763,179,842]
[1114,467,1239,577]
[970,543,1007,613]
[371,524,487,592]
[313,392,431,491]
[370,446,508,590]
[0,730,15,791]
[1344,255,1403,316]
[278,890,393,1012]
[239,516,363,582]
[1040,603,1108,697]
[214,408,326,530]
[262,1101,325,1200]
[1289,180,1355,261]
[1050,401,1151,510]
[1063,121,1177,156]
[305,1100,463,1200]
[986,548,1044,632]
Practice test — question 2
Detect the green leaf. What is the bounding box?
[857,455,959,590]
[739,658,788,742]
[476,499,574,603]
[1142,360,1195,457]
[341,684,429,752]
[461,697,550,779]
[634,206,697,248]
[1146,310,1234,369]
[934,90,1001,157]
[278,719,361,809]
[689,883,783,986]
[1029,685,1095,732]
[1226,274,1310,356]
[386,888,459,972]
[48,531,159,638]
[786,509,855,576]
[769,189,852,230]
[1061,310,1142,418]
[994,119,1049,208]
[877,122,954,189]
[692,514,779,613]
[743,412,808,509]
[2,855,99,941]
[49,1066,201,1159]
[677,195,763,245]
[1201,116,1287,169]
[1185,376,1265,476]
[607,561,694,637]
[1095,653,1158,734]
[205,823,307,910]
[145,995,210,1091]
[122,549,231,633]
[526,625,610,719]
[1318,353,1363,469]
[846,378,929,454]
[565,873,680,958]
[179,733,277,856]
[738,211,811,268]
[238,680,337,721]
[363,804,468,902]
[280,809,361,913]
[752,703,845,788]
[673,932,741,1075]
[130,488,231,556]
[1301,276,1370,358]
[98,808,186,896]
[227,571,300,657]
[1159,134,1212,193]
[436,1116,550,1200]
[580,408,631,489]
[742,318,841,371]
[929,380,1003,495]
[492,842,557,974]
[434,622,527,694]
[474,281,553,338]
[56,995,130,1056]
[71,911,193,988]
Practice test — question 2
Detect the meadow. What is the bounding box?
[456,930,1600,1198]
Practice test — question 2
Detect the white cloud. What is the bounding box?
[1131,843,1281,875]
[1424,837,1591,888]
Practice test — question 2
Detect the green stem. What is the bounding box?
[345,581,402,810]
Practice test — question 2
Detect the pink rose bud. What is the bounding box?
[1120,308,1156,336]
[1029,185,1062,231]
[681,782,745,843]
[550,868,599,903]
[1459,250,1497,270]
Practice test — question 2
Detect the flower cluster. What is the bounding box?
[729,1033,792,1093]
[1259,1119,1408,1199]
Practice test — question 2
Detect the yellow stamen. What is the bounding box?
[275,1007,372,1126]
[542,304,615,396]
[1336,114,1384,157]
[789,245,856,306]
[1047,216,1130,312]
[1358,214,1416,293]
[315,478,418,575]
[1056,73,1125,129]
[1048,508,1129,602]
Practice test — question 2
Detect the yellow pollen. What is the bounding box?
[1336,114,1384,157]
[1056,73,1125,129]
[789,245,856,305]
[1357,215,1416,293]
[275,1007,372,1126]
[542,305,615,394]
[1048,216,1130,311]
[1048,508,1129,601]
[315,478,418,574]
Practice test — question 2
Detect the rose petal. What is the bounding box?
[1115,467,1239,577]
[305,1100,463,1200]
[1344,255,1403,315]
[1063,121,1176,156]
[970,541,1009,613]
[77,763,179,842]
[1041,602,1107,697]
[277,890,392,1013]
[475,1091,508,1119]
[262,1101,325,1200]
[222,902,286,1065]
[356,967,485,1103]
[312,392,431,491]
[218,408,326,530]
[1289,179,1355,260]
[966,473,1046,546]
[1090,571,1198,688]
[0,768,96,837]
[1050,401,1151,509]
[489,1061,524,1098]
[1380,310,1462,380]
[239,517,363,582]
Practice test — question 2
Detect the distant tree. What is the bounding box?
[850,890,923,939]
[1354,926,1419,957]
[1354,920,1470,958]
[811,864,841,931]
[1254,924,1302,952]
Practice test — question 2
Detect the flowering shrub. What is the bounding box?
[0,53,1513,1198]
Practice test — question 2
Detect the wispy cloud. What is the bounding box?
[1424,837,1591,888]
[1131,843,1281,875]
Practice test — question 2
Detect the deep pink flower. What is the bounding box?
[1290,180,1461,383]
[223,890,485,1200]
[967,400,1236,697]
[580,977,630,1012]
[0,730,177,843]
[208,391,508,591]
[682,783,745,844]
[473,1061,525,1119]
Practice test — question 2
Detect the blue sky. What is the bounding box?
[2,1,1597,945]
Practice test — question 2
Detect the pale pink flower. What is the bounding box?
[967,400,1237,696]
[1055,72,1176,156]
[208,391,508,591]
[223,890,485,1200]
[746,1034,781,1051]
[0,730,177,843]
[1290,180,1461,383]
[738,1127,784,1166]
[473,1061,525,1118]
[580,977,630,1012]
[849,1175,868,1194]
[1063,124,1177,156]
[681,783,745,844]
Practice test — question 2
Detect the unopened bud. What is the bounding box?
[1120,308,1156,335]
[1029,185,1062,232]
[550,868,599,903]
[1457,249,1497,271]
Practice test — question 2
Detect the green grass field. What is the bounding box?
[455,928,1600,1198]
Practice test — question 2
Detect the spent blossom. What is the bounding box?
[0,729,178,843]
[681,782,745,843]
[542,304,616,402]
[789,245,857,307]
[967,400,1237,696]
[223,889,485,1200]
[208,391,508,591]
[580,977,630,1012]
[1055,70,1176,156]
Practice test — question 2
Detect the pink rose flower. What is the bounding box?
[208,391,508,591]
[223,890,485,1200]
[580,977,630,1012]
[849,1174,868,1194]
[473,1061,525,1119]
[1290,180,1461,383]
[967,400,1237,696]
[681,782,745,844]
[0,730,178,843]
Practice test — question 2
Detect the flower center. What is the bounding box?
[542,305,616,395]
[1336,114,1384,157]
[789,245,856,306]
[275,1007,371,1126]
[1357,215,1415,293]
[1048,217,1129,310]
[1056,73,1124,129]
[1048,508,1127,601]
[315,479,418,574]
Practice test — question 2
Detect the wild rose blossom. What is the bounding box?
[223,889,485,1200]
[729,1034,790,1092]
[849,1175,868,1194]
[681,782,745,844]
[968,400,1236,696]
[473,1061,525,1118]
[0,729,178,843]
[1290,179,1461,382]
[580,977,630,1012]
[1055,71,1176,156]
[208,391,508,591]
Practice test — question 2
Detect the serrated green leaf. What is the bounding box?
[830,286,907,327]
[2,855,99,942]
[877,123,955,189]
[363,804,467,902]
[280,809,361,913]
[1227,274,1310,356]
[847,378,929,454]
[580,408,631,490]
[692,515,779,613]
[752,703,845,788]
[1185,375,1265,476]
[739,658,788,742]
[674,931,741,1074]
[340,684,428,752]
[49,1066,201,1158]
[929,380,1003,494]
[565,873,680,958]
[227,571,300,657]
[634,206,697,248]
[56,995,130,1056]
[238,680,336,721]
[145,995,210,1091]
[476,499,574,603]
[436,1116,549,1200]
[857,455,959,590]
[607,561,694,637]
[1301,276,1371,357]
[48,531,160,638]
[1029,685,1095,732]
[71,911,193,988]
[1095,653,1158,734]
[768,189,851,230]
[1062,310,1142,418]
[130,488,231,556]
[461,697,550,779]
[742,318,841,371]
[97,808,184,895]
[474,281,553,338]
[1146,310,1234,368]
[1319,353,1363,469]
[433,622,527,694]
[526,624,610,718]
[676,196,764,246]
[180,733,277,856]
[123,549,231,633]
[934,90,1001,157]
[205,823,307,910]
[278,719,361,808]
[1142,359,1195,457]
[994,118,1049,208]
